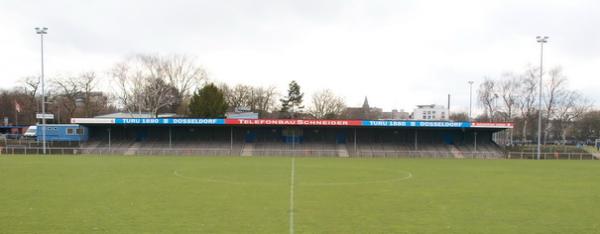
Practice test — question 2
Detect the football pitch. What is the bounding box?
[1,156,599,233]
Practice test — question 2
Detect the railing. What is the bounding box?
[0,146,597,160]
[0,138,81,148]
[354,150,504,159]
[0,147,341,157]
[505,151,597,160]
[0,147,239,156]
[250,149,340,157]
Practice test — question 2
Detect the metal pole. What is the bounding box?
[14,104,18,126]
[447,94,451,119]
[536,36,548,160]
[230,127,233,154]
[292,128,295,150]
[291,107,295,152]
[354,128,357,153]
[537,42,544,160]
[474,132,478,152]
[108,128,111,150]
[38,30,47,155]
[414,130,418,150]
[169,126,172,149]
[468,81,474,120]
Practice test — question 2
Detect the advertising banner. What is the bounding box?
[71,118,116,124]
[114,118,225,125]
[362,120,470,128]
[71,118,513,129]
[225,119,362,126]
[471,122,514,128]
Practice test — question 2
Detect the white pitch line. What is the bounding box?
[289,157,296,234]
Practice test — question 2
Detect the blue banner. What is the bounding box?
[361,120,470,128]
[114,118,225,125]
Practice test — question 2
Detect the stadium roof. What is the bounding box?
[94,112,178,119]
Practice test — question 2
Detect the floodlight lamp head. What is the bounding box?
[536,36,548,43]
[35,27,48,34]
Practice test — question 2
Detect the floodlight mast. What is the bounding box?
[536,36,548,160]
[35,27,48,155]
[468,81,474,121]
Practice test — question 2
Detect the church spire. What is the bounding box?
[362,96,370,109]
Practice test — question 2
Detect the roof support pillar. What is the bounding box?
[354,128,357,154]
[108,127,111,151]
[474,131,478,152]
[414,129,418,151]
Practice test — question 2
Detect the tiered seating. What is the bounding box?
[78,138,242,156]
[252,141,340,156]
[351,140,505,159]
[453,143,504,159]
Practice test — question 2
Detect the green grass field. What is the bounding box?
[1,156,599,233]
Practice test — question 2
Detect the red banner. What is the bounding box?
[471,122,514,128]
[225,119,362,126]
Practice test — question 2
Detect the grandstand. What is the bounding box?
[65,118,511,158]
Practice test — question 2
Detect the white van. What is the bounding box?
[23,125,37,139]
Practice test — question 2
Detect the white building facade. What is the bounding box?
[412,104,449,120]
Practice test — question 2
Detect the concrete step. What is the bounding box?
[449,145,464,159]
[337,144,349,157]
[241,143,254,157]
[124,142,142,155]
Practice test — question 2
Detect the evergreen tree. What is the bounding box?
[280,80,304,118]
[189,83,229,118]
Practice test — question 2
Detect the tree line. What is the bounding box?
[0,73,115,124]
[469,65,596,144]
[0,53,348,124]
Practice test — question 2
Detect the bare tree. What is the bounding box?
[21,76,40,106]
[225,84,253,108]
[112,61,145,113]
[516,66,539,142]
[51,74,81,122]
[75,72,111,117]
[79,72,97,116]
[498,73,520,121]
[221,83,278,117]
[250,86,278,116]
[111,54,206,115]
[553,90,592,142]
[573,111,600,141]
[542,67,568,143]
[309,89,346,119]
[497,73,521,144]
[142,77,181,117]
[17,76,41,121]
[0,89,36,125]
[477,78,499,121]
[161,54,207,97]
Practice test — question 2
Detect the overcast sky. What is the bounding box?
[1,0,599,113]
